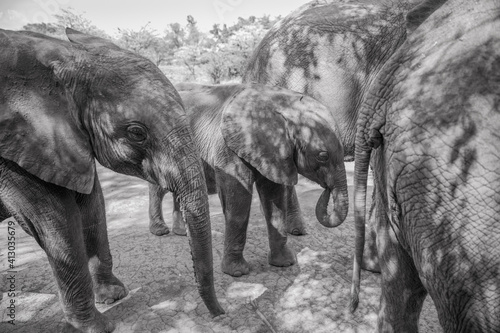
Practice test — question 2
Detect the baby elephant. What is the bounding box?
[149,83,348,277]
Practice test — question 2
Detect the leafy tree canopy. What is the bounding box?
[22,8,281,83]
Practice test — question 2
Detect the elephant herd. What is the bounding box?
[0,0,498,332]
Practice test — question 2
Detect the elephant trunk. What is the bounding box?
[349,144,372,314]
[173,155,224,317]
[152,127,224,317]
[315,166,349,228]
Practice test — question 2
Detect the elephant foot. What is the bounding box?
[221,254,250,277]
[286,226,307,236]
[361,256,381,273]
[268,245,296,267]
[149,219,170,236]
[172,211,187,236]
[285,214,307,236]
[173,226,187,236]
[94,275,128,305]
[65,310,115,333]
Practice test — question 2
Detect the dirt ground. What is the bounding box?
[0,162,442,332]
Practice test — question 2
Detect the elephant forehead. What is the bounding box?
[134,78,185,114]
[94,90,186,133]
[92,63,185,117]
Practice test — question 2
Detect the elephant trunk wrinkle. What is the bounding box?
[148,126,202,192]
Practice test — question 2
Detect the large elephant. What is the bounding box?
[243,0,438,270]
[350,0,500,331]
[148,82,349,277]
[0,29,223,332]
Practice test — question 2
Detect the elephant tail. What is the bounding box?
[350,146,372,313]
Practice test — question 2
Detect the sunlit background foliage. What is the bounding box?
[23,8,279,83]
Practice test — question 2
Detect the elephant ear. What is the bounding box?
[406,0,448,34]
[221,86,298,186]
[0,30,95,194]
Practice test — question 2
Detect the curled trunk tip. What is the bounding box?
[315,188,348,228]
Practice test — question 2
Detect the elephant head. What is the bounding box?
[220,84,349,227]
[0,28,223,317]
[350,0,500,330]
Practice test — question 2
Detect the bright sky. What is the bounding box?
[0,0,309,35]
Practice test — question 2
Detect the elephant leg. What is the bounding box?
[284,185,307,236]
[362,184,381,273]
[217,170,253,277]
[171,193,187,236]
[0,162,113,332]
[148,182,170,236]
[255,175,296,268]
[377,223,427,332]
[77,176,127,305]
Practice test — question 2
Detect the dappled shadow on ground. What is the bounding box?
[0,163,440,332]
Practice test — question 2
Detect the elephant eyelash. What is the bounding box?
[126,124,148,144]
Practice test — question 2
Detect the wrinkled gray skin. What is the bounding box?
[351,0,500,331]
[0,29,223,333]
[243,0,427,271]
[149,83,349,277]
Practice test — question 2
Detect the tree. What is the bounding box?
[54,8,109,38]
[117,23,156,53]
[209,23,230,43]
[23,7,109,40]
[165,23,185,49]
[258,15,279,29]
[21,8,282,83]
[175,45,203,80]
[202,49,227,84]
[185,15,201,45]
[172,15,212,81]
[115,23,181,67]
[201,15,281,83]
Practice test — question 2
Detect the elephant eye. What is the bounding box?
[317,151,329,163]
[126,124,147,143]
